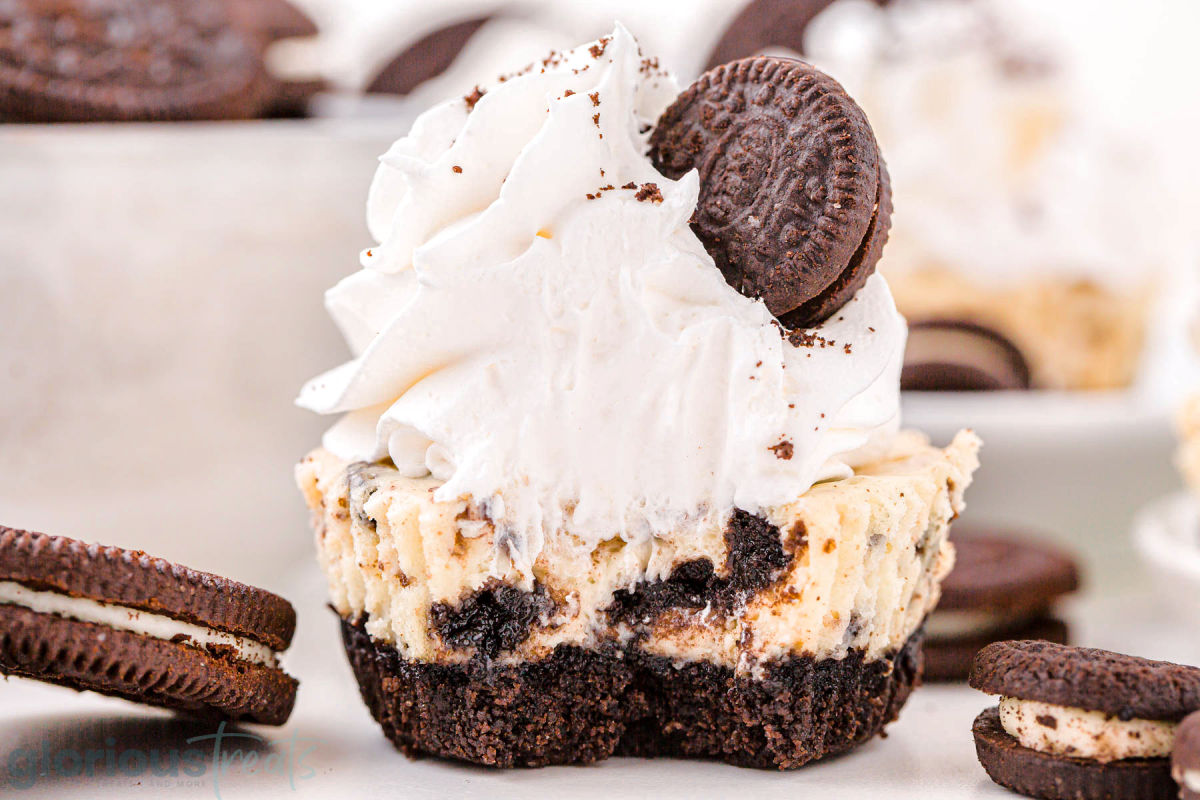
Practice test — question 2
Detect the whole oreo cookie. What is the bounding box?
[970,641,1200,800]
[0,526,298,724]
[367,16,490,96]
[0,0,319,122]
[902,320,1032,392]
[650,56,890,327]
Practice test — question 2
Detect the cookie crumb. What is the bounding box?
[635,183,663,203]
[769,440,794,460]
[452,165,463,174]
[464,86,486,110]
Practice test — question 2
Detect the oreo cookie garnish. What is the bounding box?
[0,0,320,122]
[902,320,1032,392]
[650,56,891,327]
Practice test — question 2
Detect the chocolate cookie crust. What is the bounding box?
[972,707,1176,800]
[0,526,296,651]
[0,604,297,725]
[970,641,1200,722]
[340,615,923,769]
[649,56,890,326]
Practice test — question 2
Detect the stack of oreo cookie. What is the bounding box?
[925,530,1079,682]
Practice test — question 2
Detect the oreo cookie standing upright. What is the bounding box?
[0,526,298,725]
[650,56,891,328]
[970,640,1200,800]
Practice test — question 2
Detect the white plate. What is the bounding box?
[902,390,1180,590]
[1134,491,1200,624]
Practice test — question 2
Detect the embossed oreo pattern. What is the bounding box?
[650,57,889,326]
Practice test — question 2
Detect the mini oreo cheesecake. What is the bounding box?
[0,527,298,724]
[801,0,1165,390]
[296,26,981,769]
[971,641,1200,799]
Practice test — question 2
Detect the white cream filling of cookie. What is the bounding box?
[998,696,1176,763]
[1181,769,1200,792]
[925,609,1023,640]
[0,581,278,668]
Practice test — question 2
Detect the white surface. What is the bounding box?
[1,560,1196,799]
[0,121,401,590]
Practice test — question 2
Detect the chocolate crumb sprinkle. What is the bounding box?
[769,440,794,460]
[635,183,663,203]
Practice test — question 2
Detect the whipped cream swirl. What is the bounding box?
[298,26,906,572]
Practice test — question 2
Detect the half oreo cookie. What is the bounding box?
[650,56,891,327]
[0,526,298,725]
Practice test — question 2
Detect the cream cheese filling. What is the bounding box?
[0,581,278,667]
[999,696,1176,763]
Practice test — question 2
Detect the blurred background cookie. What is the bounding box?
[0,0,322,122]
[924,530,1079,681]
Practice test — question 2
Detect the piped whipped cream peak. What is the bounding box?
[298,25,907,573]
[804,0,1173,288]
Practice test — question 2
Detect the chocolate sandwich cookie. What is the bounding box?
[650,56,891,327]
[0,526,298,725]
[970,641,1200,800]
[1174,711,1200,800]
[901,320,1033,392]
[705,0,838,71]
[367,16,490,96]
[0,0,320,122]
[925,532,1078,682]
